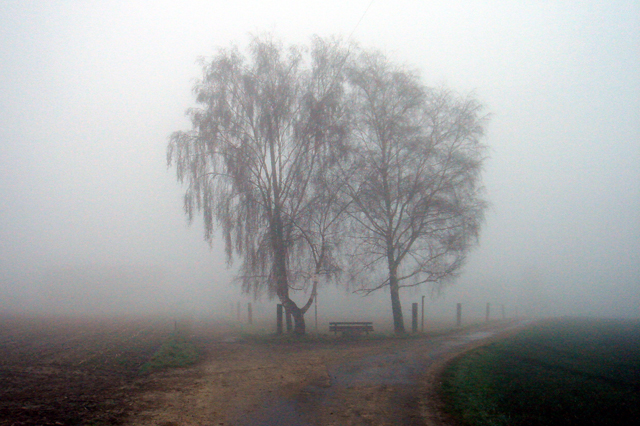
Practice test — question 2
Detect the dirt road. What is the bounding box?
[127,321,525,426]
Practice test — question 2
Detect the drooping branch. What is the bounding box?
[168,35,353,335]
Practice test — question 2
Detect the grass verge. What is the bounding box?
[139,332,200,374]
[440,318,640,426]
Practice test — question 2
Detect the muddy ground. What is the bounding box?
[0,315,522,426]
[127,321,523,426]
[0,315,174,425]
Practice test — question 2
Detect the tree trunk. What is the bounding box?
[271,207,308,334]
[281,299,306,335]
[269,212,319,336]
[291,306,306,335]
[387,244,405,334]
[389,270,405,334]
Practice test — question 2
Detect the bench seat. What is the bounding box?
[329,321,374,335]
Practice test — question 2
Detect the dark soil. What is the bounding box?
[0,315,170,425]
[0,314,523,426]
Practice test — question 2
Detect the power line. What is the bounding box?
[349,0,376,41]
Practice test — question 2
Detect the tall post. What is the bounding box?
[421,295,425,332]
[486,302,491,322]
[456,303,462,327]
[276,304,283,335]
[248,303,253,324]
[412,303,418,333]
[314,294,318,333]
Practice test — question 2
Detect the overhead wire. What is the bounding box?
[348,0,376,41]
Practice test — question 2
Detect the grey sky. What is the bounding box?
[1,1,638,320]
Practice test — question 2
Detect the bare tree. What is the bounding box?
[289,163,350,304]
[167,35,349,334]
[343,50,488,333]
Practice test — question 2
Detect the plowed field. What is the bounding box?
[1,314,518,425]
[0,315,172,425]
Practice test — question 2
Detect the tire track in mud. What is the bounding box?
[233,322,527,426]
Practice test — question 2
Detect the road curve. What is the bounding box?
[233,321,528,426]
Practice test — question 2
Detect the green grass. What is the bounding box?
[441,318,640,426]
[139,332,200,374]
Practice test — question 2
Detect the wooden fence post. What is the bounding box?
[412,303,418,333]
[421,295,425,332]
[276,304,283,335]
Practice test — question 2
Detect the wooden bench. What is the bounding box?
[329,322,374,336]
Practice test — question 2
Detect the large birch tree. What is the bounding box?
[343,50,488,333]
[167,35,349,334]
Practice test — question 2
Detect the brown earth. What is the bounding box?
[127,321,525,426]
[0,315,172,425]
[127,337,400,425]
[0,314,524,426]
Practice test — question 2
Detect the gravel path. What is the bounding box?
[234,321,526,426]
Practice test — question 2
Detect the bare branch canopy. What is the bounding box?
[168,34,488,334]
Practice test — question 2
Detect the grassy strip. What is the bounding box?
[440,318,640,426]
[139,332,199,374]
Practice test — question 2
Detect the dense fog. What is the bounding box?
[1,1,638,324]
